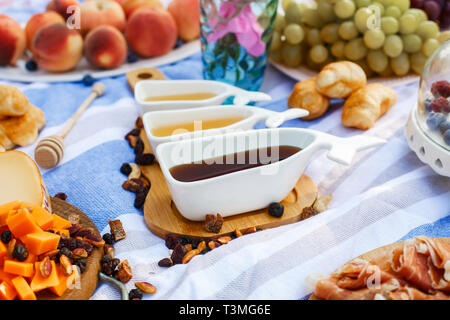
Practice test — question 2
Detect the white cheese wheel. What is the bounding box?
[0,151,51,212]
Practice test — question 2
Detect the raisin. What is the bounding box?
[102,233,115,245]
[134,190,147,209]
[135,153,155,165]
[120,163,132,176]
[125,128,141,138]
[1,230,11,244]
[158,257,173,267]
[13,244,29,262]
[54,193,67,201]
[135,116,144,129]
[268,202,284,218]
[134,138,145,155]
[165,234,180,250]
[129,288,143,300]
[74,258,87,273]
[59,247,72,259]
[171,243,187,265]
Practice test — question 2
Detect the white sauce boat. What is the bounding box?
[135,80,272,113]
[156,128,386,221]
[143,105,309,155]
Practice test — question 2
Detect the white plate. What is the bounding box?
[270,60,419,88]
[0,40,200,83]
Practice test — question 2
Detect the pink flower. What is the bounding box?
[207,2,266,57]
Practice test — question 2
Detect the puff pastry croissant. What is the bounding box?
[341,83,397,130]
[288,77,330,120]
[316,61,367,98]
[0,84,31,119]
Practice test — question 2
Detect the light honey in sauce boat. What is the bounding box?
[144,92,217,102]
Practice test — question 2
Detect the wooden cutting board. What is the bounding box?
[139,132,318,239]
[37,197,102,300]
[309,237,450,300]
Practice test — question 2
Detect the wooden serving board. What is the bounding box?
[37,197,102,300]
[140,133,318,239]
[309,237,450,300]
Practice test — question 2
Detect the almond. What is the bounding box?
[60,254,73,276]
[135,282,157,294]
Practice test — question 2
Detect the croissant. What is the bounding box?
[288,77,330,120]
[0,85,31,119]
[342,83,397,130]
[316,61,367,98]
[0,104,45,148]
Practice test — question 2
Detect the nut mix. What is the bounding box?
[108,219,127,242]
[204,213,224,233]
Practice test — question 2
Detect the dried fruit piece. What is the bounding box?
[54,193,67,201]
[312,194,333,213]
[208,240,221,250]
[108,219,126,242]
[204,213,224,233]
[268,202,284,218]
[182,249,200,264]
[60,254,73,276]
[300,207,318,220]
[135,282,157,294]
[431,80,450,98]
[135,116,143,129]
[67,224,82,237]
[196,241,206,252]
[120,163,132,176]
[234,229,243,237]
[129,288,142,300]
[171,243,187,265]
[67,213,80,224]
[104,244,115,258]
[13,244,29,262]
[135,153,155,166]
[83,233,105,247]
[243,226,257,235]
[102,233,115,245]
[125,128,141,138]
[134,138,145,155]
[39,256,52,278]
[114,259,133,283]
[71,248,88,259]
[126,134,139,148]
[184,244,193,252]
[134,190,147,209]
[165,234,180,250]
[158,257,173,267]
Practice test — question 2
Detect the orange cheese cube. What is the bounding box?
[23,231,60,255]
[0,201,20,226]
[4,260,34,277]
[0,280,17,300]
[0,241,6,259]
[52,214,72,229]
[0,269,15,287]
[11,276,36,300]
[49,264,79,297]
[6,208,42,238]
[30,260,59,292]
[30,206,54,230]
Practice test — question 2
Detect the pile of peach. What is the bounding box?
[0,201,76,300]
[0,0,200,72]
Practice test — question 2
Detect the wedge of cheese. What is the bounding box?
[0,151,51,213]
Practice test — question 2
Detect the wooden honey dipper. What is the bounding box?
[35,82,106,169]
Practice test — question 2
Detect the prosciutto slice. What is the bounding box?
[313,236,450,300]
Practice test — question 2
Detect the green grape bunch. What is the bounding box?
[270,0,446,77]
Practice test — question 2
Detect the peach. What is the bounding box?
[122,0,163,17]
[125,7,177,57]
[80,0,126,35]
[46,0,80,20]
[0,14,26,66]
[84,25,127,69]
[25,11,65,51]
[32,23,83,72]
[168,0,200,41]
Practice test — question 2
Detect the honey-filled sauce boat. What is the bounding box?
[156,128,386,221]
[143,105,309,155]
[134,80,272,112]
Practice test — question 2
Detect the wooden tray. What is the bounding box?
[309,237,450,300]
[37,197,102,300]
[140,133,318,239]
